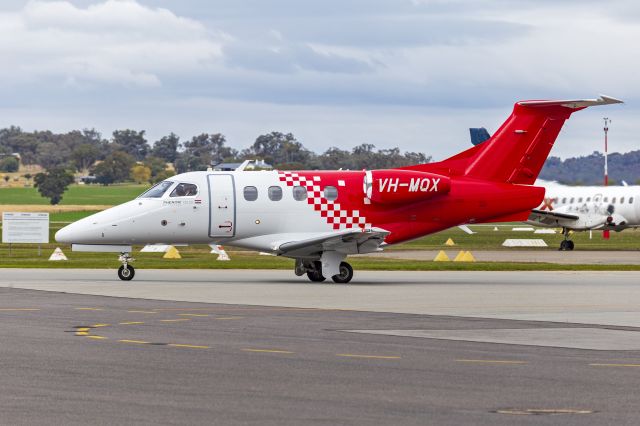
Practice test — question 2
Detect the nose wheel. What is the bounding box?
[559,228,575,251]
[118,265,135,281]
[117,252,136,281]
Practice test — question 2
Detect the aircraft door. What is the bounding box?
[208,175,236,237]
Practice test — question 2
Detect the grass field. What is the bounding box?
[1,244,639,271]
[390,225,640,251]
[0,184,147,205]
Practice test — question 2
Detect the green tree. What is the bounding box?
[130,164,151,184]
[92,151,136,185]
[151,133,179,163]
[176,133,237,173]
[0,156,19,172]
[33,167,74,205]
[143,156,168,179]
[244,132,311,167]
[72,143,100,172]
[112,130,149,161]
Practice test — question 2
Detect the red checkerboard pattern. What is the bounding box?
[278,171,371,230]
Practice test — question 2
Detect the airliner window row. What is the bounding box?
[243,185,339,202]
[558,196,633,205]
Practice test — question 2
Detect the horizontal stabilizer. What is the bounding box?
[518,95,623,109]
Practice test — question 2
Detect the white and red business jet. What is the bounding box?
[56,95,621,282]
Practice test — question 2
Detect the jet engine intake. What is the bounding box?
[363,170,451,204]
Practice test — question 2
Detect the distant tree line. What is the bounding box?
[540,151,640,185]
[0,126,431,183]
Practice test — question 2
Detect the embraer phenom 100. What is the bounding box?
[56,95,622,282]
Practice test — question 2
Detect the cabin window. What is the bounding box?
[137,180,174,198]
[604,197,608,202]
[620,197,625,204]
[293,186,307,201]
[562,198,567,204]
[243,186,258,201]
[612,197,617,204]
[268,186,283,201]
[578,197,583,203]
[170,183,198,197]
[570,197,574,204]
[587,197,591,202]
[630,197,634,204]
[324,186,338,201]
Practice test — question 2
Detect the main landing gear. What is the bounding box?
[295,259,354,284]
[117,252,135,281]
[559,228,575,251]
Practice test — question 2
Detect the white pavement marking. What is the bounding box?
[344,328,640,350]
[2,269,640,327]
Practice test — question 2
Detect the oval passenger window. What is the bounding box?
[293,186,307,201]
[244,186,258,201]
[268,186,282,201]
[324,186,338,201]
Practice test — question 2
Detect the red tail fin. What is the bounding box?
[409,95,622,184]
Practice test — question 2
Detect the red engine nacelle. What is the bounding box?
[363,170,451,204]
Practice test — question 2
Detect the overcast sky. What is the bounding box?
[0,0,637,160]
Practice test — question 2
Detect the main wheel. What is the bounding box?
[306,261,325,282]
[559,240,568,251]
[118,265,135,281]
[332,262,353,284]
[567,240,575,250]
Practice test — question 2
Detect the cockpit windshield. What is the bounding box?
[137,180,174,198]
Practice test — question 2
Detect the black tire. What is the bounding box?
[567,240,575,251]
[118,265,135,281]
[559,240,568,251]
[306,261,325,282]
[332,262,353,284]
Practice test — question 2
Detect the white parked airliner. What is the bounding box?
[527,180,640,250]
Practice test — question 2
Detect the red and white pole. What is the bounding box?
[603,117,610,240]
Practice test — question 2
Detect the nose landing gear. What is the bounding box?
[559,228,575,251]
[117,252,135,280]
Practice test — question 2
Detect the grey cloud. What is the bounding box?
[223,40,374,74]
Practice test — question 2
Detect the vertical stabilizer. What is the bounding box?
[410,96,622,184]
[463,96,622,184]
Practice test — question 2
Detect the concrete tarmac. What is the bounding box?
[1,269,640,327]
[365,249,640,264]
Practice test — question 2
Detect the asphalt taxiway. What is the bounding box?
[1,269,640,425]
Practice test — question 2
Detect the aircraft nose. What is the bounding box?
[55,223,76,244]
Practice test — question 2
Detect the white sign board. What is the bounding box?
[2,212,49,243]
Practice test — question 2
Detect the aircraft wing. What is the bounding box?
[276,227,390,257]
[528,209,579,226]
